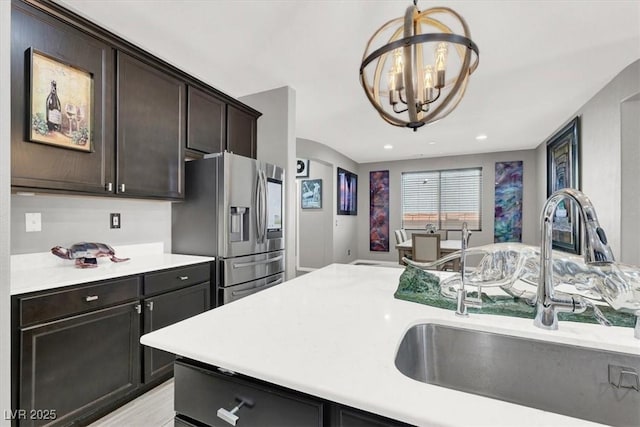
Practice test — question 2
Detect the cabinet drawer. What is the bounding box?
[175,361,324,427]
[144,263,210,296]
[20,277,140,327]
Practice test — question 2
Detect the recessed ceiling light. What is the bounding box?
[383,144,393,150]
[476,134,488,141]
[428,141,436,145]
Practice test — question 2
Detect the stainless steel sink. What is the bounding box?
[395,323,640,426]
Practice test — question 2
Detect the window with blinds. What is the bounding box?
[401,168,482,230]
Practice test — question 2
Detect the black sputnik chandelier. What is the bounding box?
[359,1,479,131]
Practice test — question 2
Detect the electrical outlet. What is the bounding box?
[347,249,351,256]
[110,213,121,229]
[25,212,41,232]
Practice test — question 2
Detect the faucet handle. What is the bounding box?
[580,298,612,327]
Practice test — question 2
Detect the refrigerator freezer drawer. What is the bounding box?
[220,250,285,287]
[220,272,285,305]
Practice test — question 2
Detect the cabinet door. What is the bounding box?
[116,52,185,199]
[19,302,141,427]
[226,105,257,159]
[174,361,325,427]
[143,282,210,383]
[11,2,115,194]
[187,86,226,154]
[333,406,413,427]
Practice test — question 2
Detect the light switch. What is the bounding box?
[25,212,42,232]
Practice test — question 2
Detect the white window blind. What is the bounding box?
[401,168,482,231]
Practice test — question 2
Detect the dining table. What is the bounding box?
[395,238,462,269]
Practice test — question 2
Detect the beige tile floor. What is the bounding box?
[88,379,174,427]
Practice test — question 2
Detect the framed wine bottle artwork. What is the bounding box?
[27,48,93,152]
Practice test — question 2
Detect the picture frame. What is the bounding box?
[296,158,309,178]
[301,179,322,209]
[27,48,93,152]
[546,116,580,254]
[337,167,358,215]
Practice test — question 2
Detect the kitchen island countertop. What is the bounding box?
[141,263,639,426]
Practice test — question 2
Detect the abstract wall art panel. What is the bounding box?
[370,170,389,251]
[494,161,523,242]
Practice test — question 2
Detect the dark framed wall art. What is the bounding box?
[546,116,580,254]
[337,167,357,215]
[28,48,93,152]
[301,179,322,209]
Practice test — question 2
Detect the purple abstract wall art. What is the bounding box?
[370,170,390,251]
[494,161,523,242]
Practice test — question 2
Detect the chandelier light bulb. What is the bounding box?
[359,2,479,131]
[435,42,449,88]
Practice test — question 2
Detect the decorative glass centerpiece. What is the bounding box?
[397,242,639,329]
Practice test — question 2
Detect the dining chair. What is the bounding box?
[400,229,408,242]
[412,234,441,267]
[394,230,404,245]
[434,230,447,241]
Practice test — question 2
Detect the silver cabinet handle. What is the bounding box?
[146,301,154,311]
[105,182,113,192]
[119,183,126,193]
[85,295,99,302]
[178,275,189,281]
[135,304,142,314]
[233,255,284,269]
[217,396,254,426]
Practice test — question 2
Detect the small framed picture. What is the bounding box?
[296,158,309,178]
[301,179,322,209]
[27,48,93,152]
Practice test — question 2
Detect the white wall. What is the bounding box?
[620,96,639,265]
[240,86,297,279]
[1,1,11,423]
[11,194,172,254]
[358,150,539,263]
[536,60,640,260]
[297,160,333,270]
[297,138,359,264]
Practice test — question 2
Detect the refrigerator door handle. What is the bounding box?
[233,255,284,269]
[255,170,264,243]
[261,170,268,242]
[266,277,284,286]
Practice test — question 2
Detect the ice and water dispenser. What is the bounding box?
[229,206,249,242]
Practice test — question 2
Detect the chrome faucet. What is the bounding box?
[456,222,481,316]
[535,188,615,330]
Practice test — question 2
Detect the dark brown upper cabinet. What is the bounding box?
[187,86,226,154]
[10,2,115,194]
[227,104,259,159]
[10,0,261,199]
[116,52,185,199]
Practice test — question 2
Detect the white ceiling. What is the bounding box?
[57,0,640,164]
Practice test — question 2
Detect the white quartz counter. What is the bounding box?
[11,243,214,295]
[141,264,639,427]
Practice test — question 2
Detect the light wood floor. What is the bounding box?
[88,379,175,427]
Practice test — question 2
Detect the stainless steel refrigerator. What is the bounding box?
[172,152,285,305]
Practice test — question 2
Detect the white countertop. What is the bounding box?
[11,243,215,295]
[141,263,639,426]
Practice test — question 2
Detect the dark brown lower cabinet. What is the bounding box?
[19,302,141,427]
[174,360,413,427]
[13,263,213,427]
[143,282,210,383]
